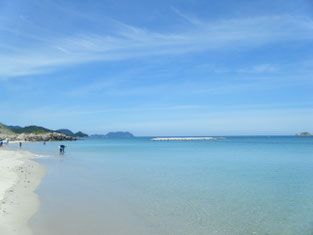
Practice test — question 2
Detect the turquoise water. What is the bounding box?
[10,137,313,234]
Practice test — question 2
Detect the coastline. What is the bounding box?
[0,149,46,235]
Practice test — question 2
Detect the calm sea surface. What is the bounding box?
[9,137,313,234]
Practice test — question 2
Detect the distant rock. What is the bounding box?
[296,132,312,136]
[90,132,134,138]
[56,129,74,136]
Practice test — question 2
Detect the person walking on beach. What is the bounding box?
[0,141,3,147]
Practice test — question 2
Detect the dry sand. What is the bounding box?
[0,149,46,235]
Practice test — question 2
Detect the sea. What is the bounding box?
[7,136,313,234]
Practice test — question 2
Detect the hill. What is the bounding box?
[56,129,74,136]
[6,125,22,130]
[0,123,15,135]
[57,129,88,137]
[12,125,52,134]
[4,124,88,137]
[1,123,77,141]
[72,131,88,137]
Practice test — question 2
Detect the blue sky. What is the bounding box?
[0,0,312,135]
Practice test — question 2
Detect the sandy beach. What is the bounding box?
[0,149,46,235]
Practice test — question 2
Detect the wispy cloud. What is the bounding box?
[237,64,279,73]
[0,12,313,78]
[19,104,203,119]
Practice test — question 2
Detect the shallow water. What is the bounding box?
[10,136,313,234]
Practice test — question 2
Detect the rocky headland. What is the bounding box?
[0,123,76,142]
[0,132,76,142]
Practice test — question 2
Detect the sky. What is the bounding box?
[0,0,312,136]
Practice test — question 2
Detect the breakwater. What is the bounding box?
[151,137,217,141]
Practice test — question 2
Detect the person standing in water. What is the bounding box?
[19,142,22,148]
[59,145,66,154]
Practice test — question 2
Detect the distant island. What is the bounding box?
[296,132,312,136]
[0,123,88,142]
[90,131,134,138]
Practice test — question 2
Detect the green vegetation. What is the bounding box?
[72,131,88,137]
[56,129,74,136]
[12,125,52,134]
[0,123,15,135]
[57,129,88,137]
[6,125,22,130]
[2,123,88,137]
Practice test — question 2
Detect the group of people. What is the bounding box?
[0,139,66,154]
[0,140,23,148]
[0,139,9,147]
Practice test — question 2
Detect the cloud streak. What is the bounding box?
[0,13,313,78]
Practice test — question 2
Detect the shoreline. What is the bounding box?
[0,149,46,235]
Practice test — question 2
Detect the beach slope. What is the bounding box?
[0,149,46,235]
